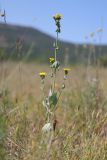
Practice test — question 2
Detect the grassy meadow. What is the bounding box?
[0,61,107,159]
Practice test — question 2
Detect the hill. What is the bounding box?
[0,23,107,64]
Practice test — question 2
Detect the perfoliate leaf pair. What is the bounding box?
[49,92,58,106]
[51,61,60,70]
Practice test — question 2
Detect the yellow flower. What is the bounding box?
[53,14,62,21]
[64,68,71,75]
[49,58,55,64]
[39,72,47,79]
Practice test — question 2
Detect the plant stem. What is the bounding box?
[53,31,59,92]
[55,31,58,61]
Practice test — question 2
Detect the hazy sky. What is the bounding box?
[0,0,107,44]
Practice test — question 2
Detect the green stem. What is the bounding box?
[41,80,45,99]
[55,31,58,61]
[53,32,59,92]
[53,70,56,91]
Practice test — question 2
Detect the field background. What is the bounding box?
[0,61,107,159]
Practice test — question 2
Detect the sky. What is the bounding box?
[0,0,107,44]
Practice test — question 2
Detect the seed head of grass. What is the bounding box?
[90,32,95,38]
[96,28,103,33]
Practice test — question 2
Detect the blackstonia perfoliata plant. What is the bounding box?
[39,14,70,134]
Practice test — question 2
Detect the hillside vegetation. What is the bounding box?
[0,23,107,64]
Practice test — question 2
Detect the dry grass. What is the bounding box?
[0,61,107,160]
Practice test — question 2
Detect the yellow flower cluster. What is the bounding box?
[39,72,47,79]
[49,58,55,64]
[53,14,62,21]
[64,68,71,75]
